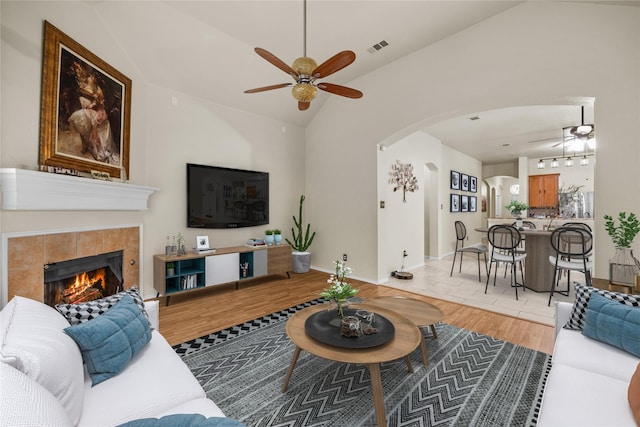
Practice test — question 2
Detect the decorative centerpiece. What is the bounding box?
[604,212,640,287]
[320,260,358,323]
[505,200,529,218]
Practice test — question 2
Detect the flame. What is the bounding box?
[61,268,106,304]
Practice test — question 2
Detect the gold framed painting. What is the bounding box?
[39,21,131,179]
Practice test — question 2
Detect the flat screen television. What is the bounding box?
[187,163,269,229]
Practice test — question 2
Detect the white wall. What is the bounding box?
[307,1,640,282]
[0,2,306,298]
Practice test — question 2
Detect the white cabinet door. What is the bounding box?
[253,249,267,277]
[205,253,239,286]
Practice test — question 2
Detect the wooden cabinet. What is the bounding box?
[529,174,559,208]
[154,244,292,305]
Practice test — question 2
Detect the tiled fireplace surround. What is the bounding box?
[5,226,140,304]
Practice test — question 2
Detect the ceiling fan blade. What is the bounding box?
[317,83,363,99]
[244,83,292,94]
[312,51,356,78]
[254,48,298,78]
[298,101,311,111]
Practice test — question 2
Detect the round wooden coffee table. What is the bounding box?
[282,303,420,427]
[367,296,444,366]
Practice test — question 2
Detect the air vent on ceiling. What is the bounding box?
[367,40,389,54]
[469,116,480,121]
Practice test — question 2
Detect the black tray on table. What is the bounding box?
[304,308,395,349]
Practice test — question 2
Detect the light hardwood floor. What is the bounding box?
[158,270,555,354]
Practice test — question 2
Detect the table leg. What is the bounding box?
[403,355,414,373]
[430,324,438,338]
[281,346,301,392]
[366,363,387,427]
[419,332,428,366]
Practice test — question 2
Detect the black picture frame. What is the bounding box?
[461,195,469,212]
[461,174,469,192]
[470,196,477,212]
[470,176,477,193]
[450,194,460,212]
[450,170,460,190]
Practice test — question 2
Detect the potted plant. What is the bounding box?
[505,200,529,217]
[319,260,358,322]
[166,262,175,277]
[285,195,316,273]
[264,229,274,246]
[604,212,640,285]
[273,229,283,245]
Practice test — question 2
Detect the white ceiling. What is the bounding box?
[89,1,638,162]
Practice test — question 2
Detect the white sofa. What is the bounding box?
[0,295,230,427]
[537,301,640,426]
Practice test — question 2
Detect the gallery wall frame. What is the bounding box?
[470,176,477,193]
[450,194,460,212]
[450,170,460,190]
[461,174,469,192]
[470,196,477,212]
[39,21,131,179]
[461,195,469,212]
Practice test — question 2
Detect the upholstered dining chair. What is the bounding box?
[485,224,527,300]
[548,226,593,306]
[450,221,488,282]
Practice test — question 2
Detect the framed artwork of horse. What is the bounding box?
[39,21,131,179]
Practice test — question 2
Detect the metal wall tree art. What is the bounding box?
[388,160,419,202]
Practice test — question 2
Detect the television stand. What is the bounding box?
[153,244,292,305]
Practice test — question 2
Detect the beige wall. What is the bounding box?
[307,2,640,282]
[0,2,306,300]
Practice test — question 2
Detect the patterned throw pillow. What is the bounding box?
[564,283,640,330]
[55,286,149,326]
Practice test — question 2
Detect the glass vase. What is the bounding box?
[609,247,640,286]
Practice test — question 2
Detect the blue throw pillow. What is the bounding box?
[64,294,152,386]
[117,414,246,427]
[583,291,640,358]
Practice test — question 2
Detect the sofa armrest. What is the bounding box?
[554,301,572,340]
[145,299,160,330]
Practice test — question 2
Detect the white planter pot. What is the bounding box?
[292,251,311,273]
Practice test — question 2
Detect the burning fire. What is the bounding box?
[61,269,105,304]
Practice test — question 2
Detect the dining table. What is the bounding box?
[475,227,553,293]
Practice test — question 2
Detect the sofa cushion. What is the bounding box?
[56,286,149,326]
[0,362,74,427]
[583,292,640,357]
[0,296,84,424]
[117,414,245,427]
[629,364,640,425]
[78,331,210,426]
[64,294,152,386]
[538,364,635,426]
[564,283,640,331]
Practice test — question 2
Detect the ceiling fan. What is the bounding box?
[244,0,363,111]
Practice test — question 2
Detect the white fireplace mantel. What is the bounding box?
[0,168,158,211]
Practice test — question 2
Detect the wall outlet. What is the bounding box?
[343,253,348,262]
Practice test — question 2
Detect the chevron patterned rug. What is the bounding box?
[175,300,551,427]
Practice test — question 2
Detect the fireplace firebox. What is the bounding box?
[44,250,124,307]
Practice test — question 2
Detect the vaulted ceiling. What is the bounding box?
[88,1,637,162]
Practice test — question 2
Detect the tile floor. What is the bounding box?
[382,254,579,326]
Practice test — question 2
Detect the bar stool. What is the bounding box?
[485,224,526,300]
[548,226,593,306]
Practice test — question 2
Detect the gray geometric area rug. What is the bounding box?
[176,301,551,427]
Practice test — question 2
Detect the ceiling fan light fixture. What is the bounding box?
[292,83,317,102]
[292,57,317,76]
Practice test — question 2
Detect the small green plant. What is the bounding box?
[505,200,529,213]
[285,195,316,252]
[265,229,274,235]
[272,229,281,235]
[604,212,640,248]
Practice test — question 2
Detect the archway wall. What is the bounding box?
[305,2,640,283]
